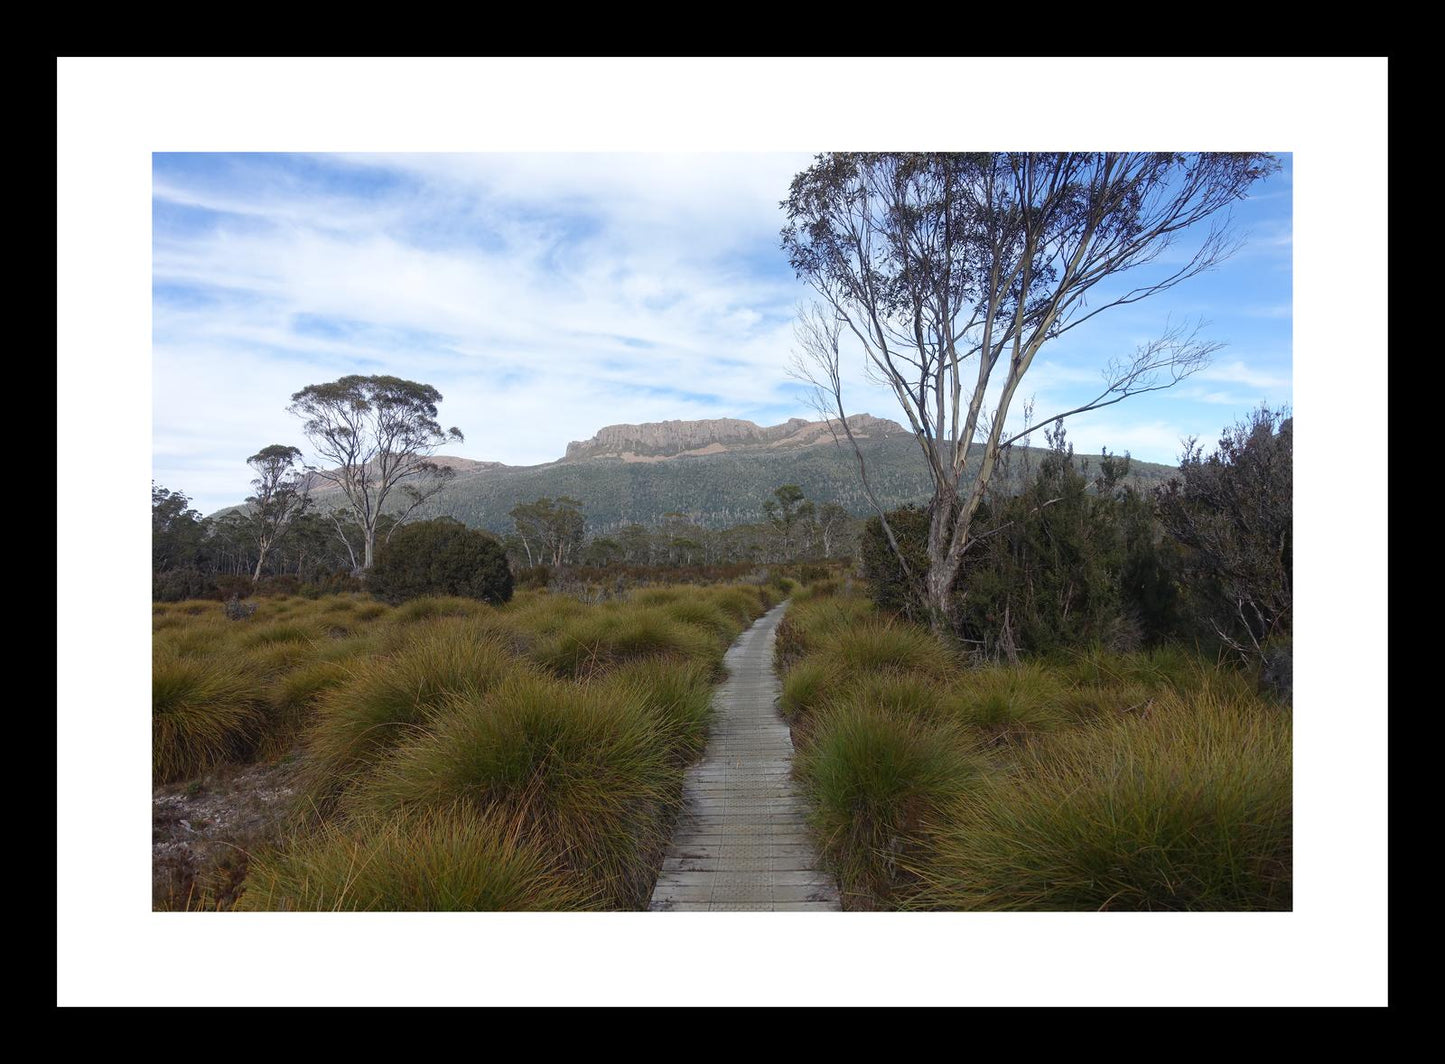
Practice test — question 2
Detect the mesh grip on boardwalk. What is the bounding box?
[649,602,841,911]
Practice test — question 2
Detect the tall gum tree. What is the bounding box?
[782,151,1280,631]
[244,443,310,581]
[287,375,463,571]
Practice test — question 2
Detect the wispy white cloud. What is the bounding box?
[153,152,1293,513]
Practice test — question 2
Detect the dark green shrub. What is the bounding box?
[859,504,931,619]
[153,568,216,602]
[1155,406,1292,664]
[368,518,514,605]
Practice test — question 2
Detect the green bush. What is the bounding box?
[153,568,216,603]
[368,518,514,606]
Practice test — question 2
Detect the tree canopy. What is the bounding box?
[287,375,463,570]
[784,151,1280,629]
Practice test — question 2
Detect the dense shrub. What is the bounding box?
[1156,406,1292,667]
[368,518,514,605]
[859,504,932,619]
[153,568,216,602]
[859,427,1177,655]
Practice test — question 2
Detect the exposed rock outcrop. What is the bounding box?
[563,414,904,462]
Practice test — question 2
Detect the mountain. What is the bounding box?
[562,414,906,461]
[272,415,1177,536]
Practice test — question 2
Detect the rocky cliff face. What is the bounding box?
[563,414,905,461]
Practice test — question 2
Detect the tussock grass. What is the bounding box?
[237,807,596,911]
[909,688,1292,910]
[153,645,263,783]
[942,664,1069,742]
[779,658,841,722]
[830,672,949,724]
[659,598,736,643]
[390,595,488,624]
[530,607,719,679]
[355,671,680,907]
[792,577,841,601]
[777,583,1291,911]
[153,580,777,909]
[794,704,981,908]
[1051,643,1209,695]
[240,621,323,648]
[303,625,523,805]
[159,620,232,658]
[598,658,715,761]
[502,593,590,637]
[815,619,957,680]
[631,587,684,607]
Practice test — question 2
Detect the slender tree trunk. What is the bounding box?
[252,544,269,583]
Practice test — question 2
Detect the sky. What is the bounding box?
[152,152,1293,514]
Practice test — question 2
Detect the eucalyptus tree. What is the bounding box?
[762,484,813,561]
[287,375,463,571]
[509,496,586,567]
[244,444,310,581]
[783,151,1280,630]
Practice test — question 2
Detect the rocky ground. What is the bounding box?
[152,751,306,910]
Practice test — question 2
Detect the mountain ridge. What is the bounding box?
[218,414,1177,535]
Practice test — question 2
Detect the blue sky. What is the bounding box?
[153,152,1292,514]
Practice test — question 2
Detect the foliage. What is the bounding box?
[287,375,464,569]
[152,483,207,574]
[859,504,932,619]
[367,517,514,606]
[243,443,310,581]
[783,151,1280,628]
[762,484,814,559]
[1155,406,1293,665]
[153,567,216,602]
[509,496,586,567]
[859,425,1179,656]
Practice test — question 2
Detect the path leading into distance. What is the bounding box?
[648,601,841,912]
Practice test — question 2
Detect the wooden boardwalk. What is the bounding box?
[648,601,841,912]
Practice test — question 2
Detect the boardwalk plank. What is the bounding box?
[648,601,841,913]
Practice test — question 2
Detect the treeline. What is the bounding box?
[152,482,865,601]
[862,406,1292,682]
[152,486,375,600]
